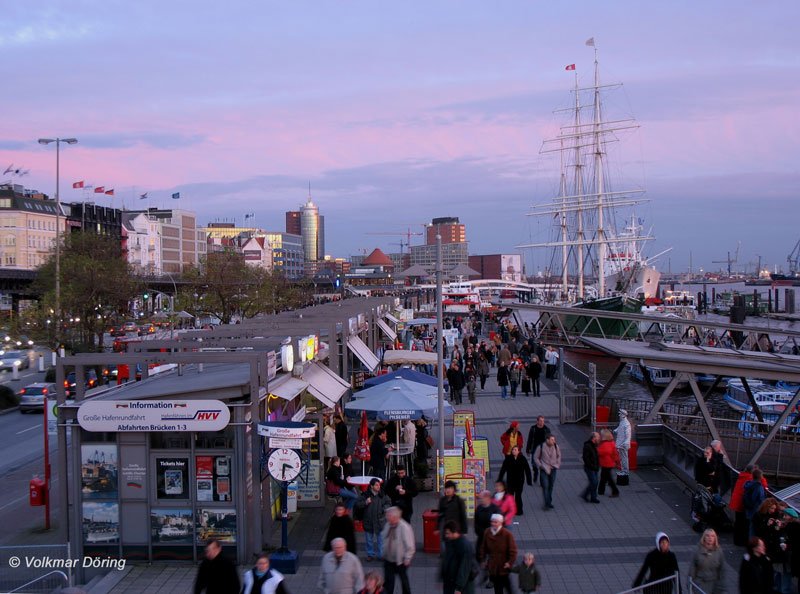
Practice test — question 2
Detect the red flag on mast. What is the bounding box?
[565,64,576,71]
[72,181,84,189]
[94,186,105,193]
[105,189,114,196]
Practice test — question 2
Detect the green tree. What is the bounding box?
[33,232,138,350]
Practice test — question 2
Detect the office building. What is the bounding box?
[425,217,465,245]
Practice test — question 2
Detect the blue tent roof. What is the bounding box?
[363,367,438,389]
[344,378,452,421]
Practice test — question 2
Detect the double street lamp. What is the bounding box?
[38,137,78,344]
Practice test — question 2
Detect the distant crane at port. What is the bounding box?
[712,241,741,275]
[365,227,424,253]
[787,239,800,275]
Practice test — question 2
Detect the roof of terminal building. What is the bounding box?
[362,248,393,267]
[580,337,800,383]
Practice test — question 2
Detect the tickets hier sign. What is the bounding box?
[77,400,230,432]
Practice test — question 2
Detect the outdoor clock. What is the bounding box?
[267,448,302,482]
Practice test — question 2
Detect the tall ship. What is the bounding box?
[518,40,666,333]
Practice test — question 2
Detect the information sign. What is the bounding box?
[78,400,230,432]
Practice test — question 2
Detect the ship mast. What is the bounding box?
[573,70,585,299]
[559,139,569,297]
[592,43,607,297]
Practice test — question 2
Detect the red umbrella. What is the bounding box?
[353,411,371,461]
[465,418,475,458]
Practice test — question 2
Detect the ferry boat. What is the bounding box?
[723,379,795,412]
[739,402,800,438]
[627,364,688,388]
[441,281,492,314]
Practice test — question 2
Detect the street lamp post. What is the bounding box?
[38,137,78,346]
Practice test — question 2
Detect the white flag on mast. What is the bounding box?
[585,37,595,47]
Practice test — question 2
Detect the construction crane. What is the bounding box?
[712,241,741,276]
[787,240,800,275]
[365,227,424,252]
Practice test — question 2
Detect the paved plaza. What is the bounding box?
[97,372,742,594]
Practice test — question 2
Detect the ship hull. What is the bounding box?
[563,295,644,339]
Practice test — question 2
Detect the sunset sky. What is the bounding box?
[4,2,798,274]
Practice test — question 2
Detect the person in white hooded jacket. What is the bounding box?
[615,409,632,478]
[242,554,289,594]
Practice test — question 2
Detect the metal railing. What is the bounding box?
[616,573,680,594]
[9,570,69,593]
[0,544,73,593]
[687,577,710,594]
[560,359,602,424]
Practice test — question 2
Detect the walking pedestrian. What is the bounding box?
[533,434,561,510]
[497,361,510,400]
[543,347,558,380]
[442,521,476,594]
[688,528,727,594]
[510,552,541,593]
[477,354,490,390]
[508,360,521,399]
[493,481,517,527]
[465,362,477,404]
[520,368,531,397]
[730,465,765,547]
[355,478,390,561]
[738,537,773,594]
[500,421,524,456]
[447,360,465,405]
[474,491,500,589]
[380,507,414,594]
[525,416,550,484]
[242,554,289,594]
[479,514,518,594]
[324,503,357,554]
[632,532,680,594]
[438,480,468,536]
[356,572,383,594]
[526,357,542,397]
[319,538,365,594]
[614,409,632,483]
[597,429,620,498]
[498,446,532,516]
[581,432,601,504]
[194,539,240,594]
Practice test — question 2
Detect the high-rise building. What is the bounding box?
[285,211,301,236]
[426,217,465,245]
[300,197,324,262]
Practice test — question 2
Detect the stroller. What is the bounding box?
[689,484,732,533]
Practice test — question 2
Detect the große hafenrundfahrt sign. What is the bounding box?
[78,400,230,432]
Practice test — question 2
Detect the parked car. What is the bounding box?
[0,350,30,371]
[64,369,99,396]
[18,382,58,413]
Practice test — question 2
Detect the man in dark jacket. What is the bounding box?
[384,467,418,522]
[525,416,551,483]
[194,539,240,594]
[369,428,392,480]
[355,478,390,561]
[581,432,601,504]
[442,521,476,594]
[447,360,465,404]
[334,415,349,459]
[438,480,468,535]
[474,490,500,589]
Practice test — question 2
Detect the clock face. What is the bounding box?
[267,449,302,482]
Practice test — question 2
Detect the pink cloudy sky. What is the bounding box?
[3,2,798,274]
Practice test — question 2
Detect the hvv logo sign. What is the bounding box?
[78,400,231,433]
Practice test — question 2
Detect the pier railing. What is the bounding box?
[615,573,681,594]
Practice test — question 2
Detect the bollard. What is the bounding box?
[12,364,19,381]
[38,355,44,372]
[58,347,65,358]
[198,363,204,373]
[51,352,57,366]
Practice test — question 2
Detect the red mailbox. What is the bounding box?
[30,477,46,506]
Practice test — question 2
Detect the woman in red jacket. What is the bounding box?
[500,421,523,456]
[731,464,769,546]
[597,429,620,498]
